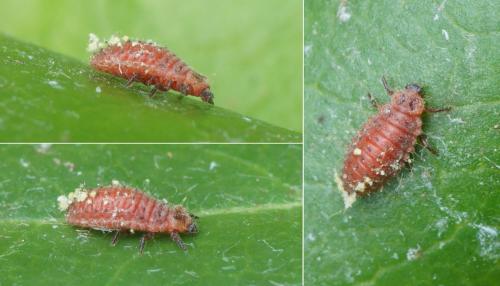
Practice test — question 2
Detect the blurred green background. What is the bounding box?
[0,0,303,132]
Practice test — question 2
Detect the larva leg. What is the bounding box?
[170,232,187,251]
[418,134,438,155]
[426,106,451,113]
[165,80,173,91]
[179,84,189,95]
[367,92,381,109]
[111,230,121,246]
[149,87,158,97]
[126,74,137,87]
[381,76,394,96]
[139,233,154,254]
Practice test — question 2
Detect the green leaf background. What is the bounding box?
[0,0,302,140]
[305,0,499,285]
[0,35,299,142]
[0,144,302,285]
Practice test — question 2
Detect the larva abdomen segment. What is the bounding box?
[66,187,166,232]
[90,37,214,104]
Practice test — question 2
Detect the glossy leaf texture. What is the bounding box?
[0,144,302,285]
[0,34,300,142]
[305,0,499,285]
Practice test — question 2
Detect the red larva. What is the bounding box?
[337,77,450,208]
[57,185,198,253]
[88,34,214,104]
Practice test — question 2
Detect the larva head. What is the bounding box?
[391,84,425,115]
[201,89,214,105]
[162,205,198,234]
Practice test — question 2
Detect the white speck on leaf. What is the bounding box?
[337,1,351,23]
[35,143,52,154]
[307,233,316,241]
[47,80,63,90]
[95,86,102,93]
[447,114,465,124]
[471,224,499,260]
[146,268,162,274]
[19,158,30,168]
[435,217,448,237]
[406,244,421,261]
[442,29,449,41]
[209,161,219,171]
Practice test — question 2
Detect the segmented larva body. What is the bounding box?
[338,79,449,208]
[89,34,214,104]
[58,185,198,252]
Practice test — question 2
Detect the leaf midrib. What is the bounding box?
[0,201,302,225]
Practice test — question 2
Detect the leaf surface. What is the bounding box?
[0,144,302,285]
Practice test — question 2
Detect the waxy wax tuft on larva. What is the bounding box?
[58,184,199,253]
[88,34,214,104]
[338,78,450,208]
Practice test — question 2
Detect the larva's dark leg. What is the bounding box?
[426,106,451,113]
[418,134,438,155]
[126,74,137,87]
[367,92,381,109]
[381,76,394,96]
[165,80,173,92]
[170,232,187,251]
[149,87,158,97]
[179,84,189,95]
[139,233,154,254]
[111,230,121,246]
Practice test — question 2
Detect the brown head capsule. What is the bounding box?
[337,77,450,208]
[88,34,214,104]
[57,184,199,253]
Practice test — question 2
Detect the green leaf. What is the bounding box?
[305,0,499,285]
[0,34,300,142]
[0,144,302,285]
[0,0,303,131]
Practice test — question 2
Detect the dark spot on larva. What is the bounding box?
[397,95,406,105]
[409,99,418,111]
